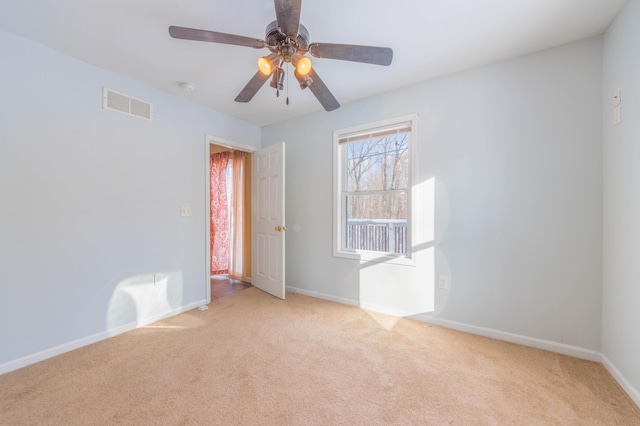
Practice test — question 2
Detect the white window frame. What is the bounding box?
[333,114,418,265]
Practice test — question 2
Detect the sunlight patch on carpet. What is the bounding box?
[364,309,402,331]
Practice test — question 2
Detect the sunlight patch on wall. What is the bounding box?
[358,177,436,320]
[107,271,184,331]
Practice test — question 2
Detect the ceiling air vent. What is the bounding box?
[103,87,153,121]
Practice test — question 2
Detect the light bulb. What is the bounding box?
[297,57,312,75]
[292,53,312,76]
[258,57,272,75]
[258,54,279,75]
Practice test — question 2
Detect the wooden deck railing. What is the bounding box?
[346,220,407,254]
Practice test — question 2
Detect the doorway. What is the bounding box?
[205,137,255,303]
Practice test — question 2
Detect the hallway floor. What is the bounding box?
[211,275,251,299]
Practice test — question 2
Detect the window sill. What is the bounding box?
[333,250,416,266]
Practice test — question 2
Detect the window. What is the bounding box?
[333,115,416,262]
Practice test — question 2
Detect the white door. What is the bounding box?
[252,142,286,299]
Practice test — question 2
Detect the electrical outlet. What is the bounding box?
[154,273,165,286]
[438,275,449,289]
[180,206,192,217]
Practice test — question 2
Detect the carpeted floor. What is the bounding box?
[1,287,639,425]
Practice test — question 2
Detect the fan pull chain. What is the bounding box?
[286,63,290,106]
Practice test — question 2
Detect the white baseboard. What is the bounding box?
[0,299,205,376]
[602,355,640,408]
[412,314,602,362]
[286,285,604,364]
[287,286,360,308]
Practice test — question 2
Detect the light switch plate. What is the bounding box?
[180,206,192,217]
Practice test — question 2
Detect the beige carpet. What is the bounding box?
[1,287,639,425]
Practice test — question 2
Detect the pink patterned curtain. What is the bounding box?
[229,151,247,280]
[210,152,230,275]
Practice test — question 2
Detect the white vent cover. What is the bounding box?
[103,87,153,121]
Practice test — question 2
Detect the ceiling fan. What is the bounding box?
[169,0,393,111]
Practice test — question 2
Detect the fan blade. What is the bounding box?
[235,71,271,103]
[307,69,340,111]
[274,0,302,37]
[169,26,266,49]
[308,43,393,66]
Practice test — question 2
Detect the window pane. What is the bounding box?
[345,134,409,192]
[345,193,407,254]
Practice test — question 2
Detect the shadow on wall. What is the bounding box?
[106,271,184,332]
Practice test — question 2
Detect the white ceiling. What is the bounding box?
[0,0,628,127]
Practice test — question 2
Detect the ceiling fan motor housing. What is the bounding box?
[265,20,310,61]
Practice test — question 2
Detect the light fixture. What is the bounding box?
[294,70,313,90]
[291,53,312,76]
[270,67,285,91]
[258,54,280,76]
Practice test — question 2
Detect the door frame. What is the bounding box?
[204,135,256,304]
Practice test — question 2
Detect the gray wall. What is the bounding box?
[602,0,640,396]
[262,36,603,351]
[0,28,260,366]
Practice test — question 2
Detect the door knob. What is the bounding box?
[275,226,287,232]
